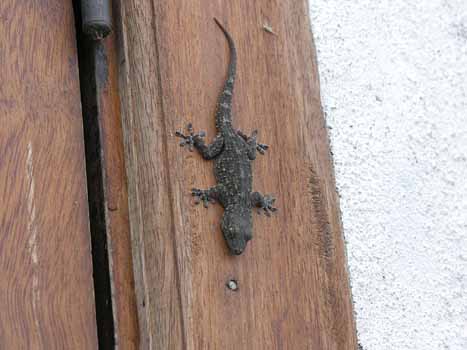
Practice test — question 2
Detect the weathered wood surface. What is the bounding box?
[95,33,141,349]
[117,0,357,349]
[0,1,98,348]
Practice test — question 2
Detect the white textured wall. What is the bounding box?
[309,1,467,349]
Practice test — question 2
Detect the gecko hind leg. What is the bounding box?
[192,185,225,208]
[251,191,277,216]
[237,129,269,159]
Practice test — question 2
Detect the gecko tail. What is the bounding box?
[214,18,237,128]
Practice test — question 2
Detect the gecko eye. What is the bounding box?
[226,230,235,239]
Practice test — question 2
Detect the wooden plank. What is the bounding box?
[98,33,141,349]
[117,0,357,348]
[0,1,98,348]
[117,1,185,346]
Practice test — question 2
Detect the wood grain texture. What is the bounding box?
[96,33,141,349]
[0,1,98,348]
[117,0,357,348]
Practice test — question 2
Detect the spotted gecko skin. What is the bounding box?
[176,18,276,255]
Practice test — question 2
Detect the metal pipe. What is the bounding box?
[81,0,112,40]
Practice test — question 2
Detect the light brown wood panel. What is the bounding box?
[0,1,98,348]
[117,0,357,348]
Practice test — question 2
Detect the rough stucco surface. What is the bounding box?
[308,1,467,349]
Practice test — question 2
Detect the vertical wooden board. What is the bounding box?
[118,0,357,349]
[0,1,98,349]
[96,33,141,348]
[117,1,186,348]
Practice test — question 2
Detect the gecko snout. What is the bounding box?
[231,247,243,255]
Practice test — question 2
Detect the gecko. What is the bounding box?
[176,18,277,255]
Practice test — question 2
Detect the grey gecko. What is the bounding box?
[176,18,277,255]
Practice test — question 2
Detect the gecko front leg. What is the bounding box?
[237,129,269,159]
[175,123,205,151]
[251,191,277,216]
[176,123,224,159]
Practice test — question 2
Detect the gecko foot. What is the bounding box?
[251,192,277,217]
[237,129,269,155]
[256,142,269,155]
[192,188,216,208]
[175,123,206,152]
[258,195,277,216]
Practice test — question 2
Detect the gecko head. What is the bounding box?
[221,206,252,255]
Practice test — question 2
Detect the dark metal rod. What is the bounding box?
[81,0,112,40]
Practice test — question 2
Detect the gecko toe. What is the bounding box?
[191,188,213,208]
[175,123,206,151]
